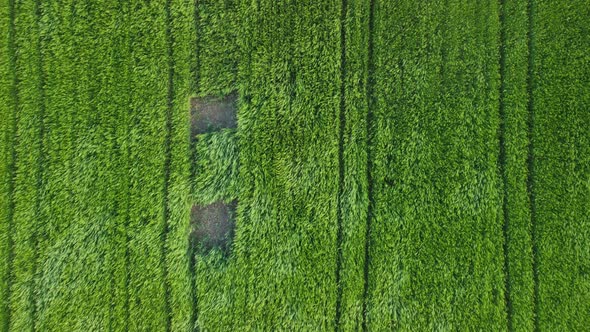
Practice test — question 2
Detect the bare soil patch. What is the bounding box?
[190,200,237,255]
[190,92,238,137]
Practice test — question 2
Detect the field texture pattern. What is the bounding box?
[0,0,588,331]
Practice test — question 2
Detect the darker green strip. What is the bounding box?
[4,0,18,329]
[335,0,347,328]
[121,3,131,328]
[525,0,539,330]
[361,0,375,330]
[30,0,46,329]
[114,2,131,331]
[189,1,201,330]
[163,0,174,330]
[498,0,513,329]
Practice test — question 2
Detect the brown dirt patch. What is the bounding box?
[190,200,237,255]
[190,92,238,136]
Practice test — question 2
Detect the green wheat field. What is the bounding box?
[1,0,588,331]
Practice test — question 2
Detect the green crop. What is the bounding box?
[0,0,588,331]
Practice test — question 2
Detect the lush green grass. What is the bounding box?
[366,0,506,329]
[125,0,170,330]
[0,0,16,329]
[532,1,590,330]
[106,2,133,330]
[32,1,120,329]
[1,0,589,331]
[8,0,44,330]
[34,0,88,329]
[499,0,535,330]
[337,0,371,330]
[190,0,241,330]
[194,0,342,329]
[232,0,341,329]
[166,0,195,330]
[196,0,239,98]
[193,129,239,205]
[0,1,193,330]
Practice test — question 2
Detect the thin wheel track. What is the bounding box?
[498,0,513,329]
[334,0,347,328]
[361,0,376,330]
[4,0,19,329]
[123,117,131,331]
[526,0,539,330]
[30,0,47,329]
[120,1,132,330]
[123,2,132,328]
[107,2,130,330]
[189,1,202,330]
[162,0,174,330]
